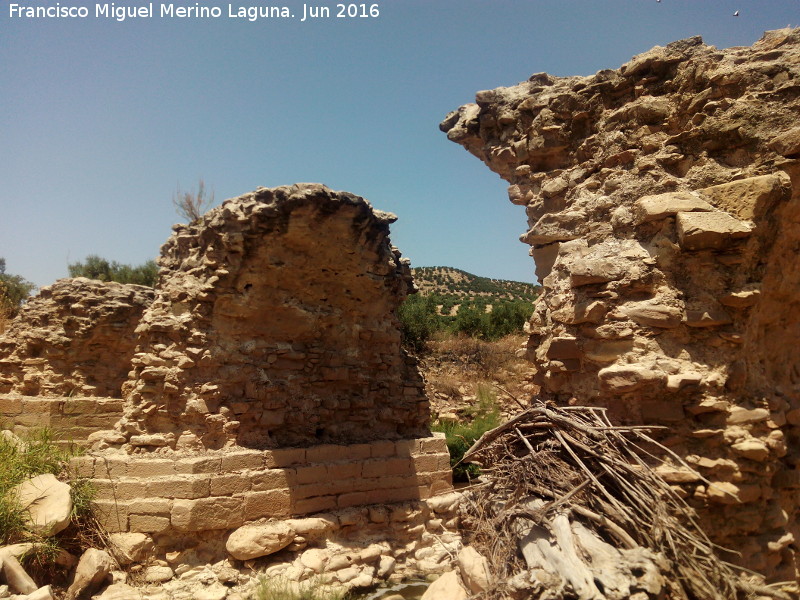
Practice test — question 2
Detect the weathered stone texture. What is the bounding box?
[118,183,428,450]
[442,28,800,580]
[0,278,153,397]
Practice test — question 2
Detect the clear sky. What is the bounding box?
[2,0,798,289]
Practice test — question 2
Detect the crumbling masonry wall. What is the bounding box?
[441,28,800,580]
[0,278,153,398]
[117,183,429,451]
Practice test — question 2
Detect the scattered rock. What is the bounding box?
[11,474,72,537]
[457,546,492,594]
[64,548,115,600]
[226,522,296,561]
[419,571,467,600]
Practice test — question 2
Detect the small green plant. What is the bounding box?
[431,387,502,482]
[252,575,350,600]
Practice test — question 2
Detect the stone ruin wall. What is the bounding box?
[118,183,429,452]
[0,184,455,577]
[441,28,800,581]
[0,278,153,398]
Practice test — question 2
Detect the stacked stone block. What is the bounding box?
[70,436,452,539]
[0,394,124,445]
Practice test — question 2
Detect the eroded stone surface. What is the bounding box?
[116,183,428,450]
[0,279,153,397]
[443,28,800,580]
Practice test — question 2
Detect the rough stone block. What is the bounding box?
[114,480,151,502]
[210,473,252,496]
[250,469,295,491]
[370,440,396,458]
[633,191,713,224]
[243,489,292,519]
[363,458,414,478]
[294,495,337,515]
[126,458,176,478]
[220,450,264,472]
[327,462,362,480]
[128,498,171,516]
[264,448,306,468]
[306,444,348,463]
[338,492,369,508]
[296,464,328,485]
[0,396,23,415]
[640,400,685,423]
[150,476,209,499]
[174,456,222,474]
[676,211,752,251]
[598,365,664,393]
[171,497,244,532]
[92,500,129,533]
[546,337,581,360]
[129,514,170,534]
[700,172,791,219]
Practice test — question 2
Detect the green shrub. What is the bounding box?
[432,386,501,482]
[68,255,158,287]
[397,293,442,351]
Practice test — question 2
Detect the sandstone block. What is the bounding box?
[174,456,222,474]
[226,521,295,560]
[719,289,761,308]
[676,211,752,250]
[622,302,683,328]
[569,258,625,286]
[370,440,396,457]
[126,458,175,478]
[294,495,337,514]
[732,439,770,462]
[263,448,306,468]
[545,337,581,360]
[633,191,713,224]
[769,127,800,156]
[150,476,209,499]
[91,500,129,533]
[327,461,362,480]
[243,489,292,519]
[210,473,252,496]
[220,450,264,471]
[250,468,295,491]
[417,435,448,455]
[171,497,244,532]
[700,172,791,219]
[598,365,664,393]
[727,407,770,425]
[706,482,742,505]
[297,463,333,488]
[128,514,170,534]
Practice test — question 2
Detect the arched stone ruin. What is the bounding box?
[118,183,429,451]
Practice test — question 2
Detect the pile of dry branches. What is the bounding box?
[457,403,790,600]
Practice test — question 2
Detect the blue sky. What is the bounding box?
[2,0,799,289]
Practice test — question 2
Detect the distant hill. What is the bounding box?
[411,266,541,315]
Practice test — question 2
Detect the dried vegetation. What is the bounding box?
[458,404,795,600]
